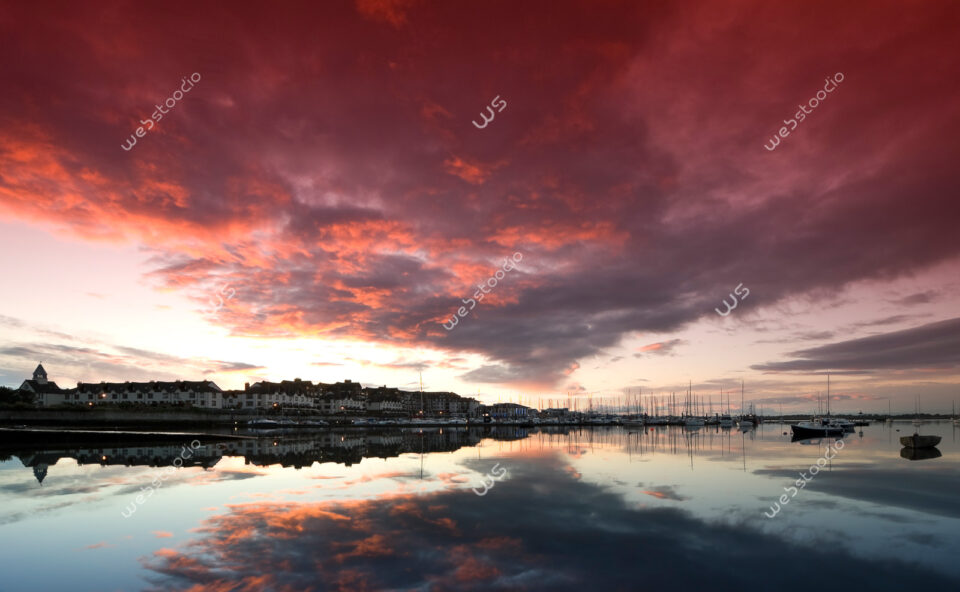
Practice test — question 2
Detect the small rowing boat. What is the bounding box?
[899,433,941,449]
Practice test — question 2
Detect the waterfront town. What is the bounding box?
[8,363,545,422]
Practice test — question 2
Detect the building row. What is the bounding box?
[16,364,482,416]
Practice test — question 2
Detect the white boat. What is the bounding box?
[684,416,705,427]
[719,413,733,427]
[299,419,328,427]
[247,418,280,427]
[829,417,855,432]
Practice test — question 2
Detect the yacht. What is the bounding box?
[719,413,734,428]
[791,417,845,438]
[829,417,855,433]
[791,374,845,438]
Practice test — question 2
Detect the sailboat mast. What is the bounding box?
[740,378,746,417]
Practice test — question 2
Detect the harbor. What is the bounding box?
[2,420,958,590]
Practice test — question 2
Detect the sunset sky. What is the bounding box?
[1,0,959,413]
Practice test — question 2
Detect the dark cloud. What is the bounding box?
[752,318,960,373]
[1,1,959,387]
[208,361,263,372]
[889,291,941,306]
[848,314,930,329]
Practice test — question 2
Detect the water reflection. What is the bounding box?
[140,451,956,591]
[1,422,958,590]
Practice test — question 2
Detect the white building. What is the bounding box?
[230,380,319,410]
[318,394,365,414]
[69,379,224,408]
[366,397,404,413]
[18,364,70,407]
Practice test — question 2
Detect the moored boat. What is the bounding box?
[247,418,280,427]
[791,418,844,438]
[899,433,941,449]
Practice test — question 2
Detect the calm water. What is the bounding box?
[2,422,959,591]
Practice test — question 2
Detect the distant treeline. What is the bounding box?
[0,386,34,408]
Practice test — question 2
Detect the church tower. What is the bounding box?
[32,363,48,385]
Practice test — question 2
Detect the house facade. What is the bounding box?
[69,380,224,408]
[18,364,70,407]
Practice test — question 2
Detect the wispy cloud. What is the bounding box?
[753,318,960,373]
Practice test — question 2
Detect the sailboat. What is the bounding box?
[791,375,844,438]
[738,380,753,430]
[719,388,733,428]
[911,396,923,427]
[953,401,959,427]
[684,381,704,428]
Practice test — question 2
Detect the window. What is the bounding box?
[88,394,93,400]
[137,393,143,400]
[148,393,153,399]
[123,393,128,400]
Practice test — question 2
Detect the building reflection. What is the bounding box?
[2,423,842,484]
[4,425,557,482]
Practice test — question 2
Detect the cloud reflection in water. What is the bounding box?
[143,454,956,591]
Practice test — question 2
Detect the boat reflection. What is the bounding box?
[900,446,943,461]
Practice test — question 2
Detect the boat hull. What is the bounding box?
[791,424,844,438]
[899,434,941,449]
